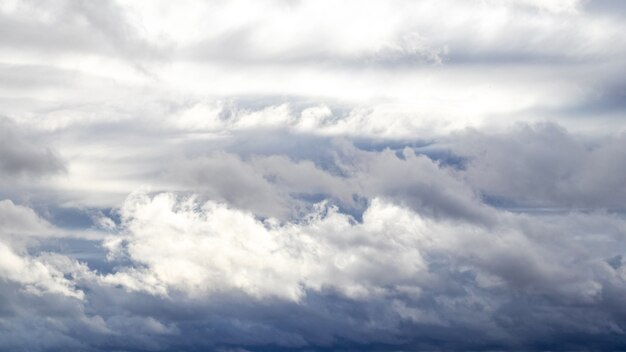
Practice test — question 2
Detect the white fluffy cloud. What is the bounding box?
[104,192,429,300]
[0,200,85,299]
[89,190,626,349]
[101,189,625,303]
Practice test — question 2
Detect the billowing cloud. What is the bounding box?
[449,123,626,210]
[0,0,625,350]
[2,190,621,351]
[0,199,84,300]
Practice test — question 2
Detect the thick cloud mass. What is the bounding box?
[0,118,65,179]
[1,0,626,351]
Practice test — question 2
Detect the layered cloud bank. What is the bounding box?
[2,188,626,351]
[1,0,626,351]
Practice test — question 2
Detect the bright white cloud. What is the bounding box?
[101,190,625,308]
[104,192,429,300]
[0,200,86,299]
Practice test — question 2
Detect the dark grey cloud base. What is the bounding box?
[1,0,626,351]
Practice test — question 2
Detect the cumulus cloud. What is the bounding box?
[0,199,52,235]
[1,160,625,350]
[89,191,626,350]
[0,199,84,299]
[449,123,626,210]
[0,0,625,350]
[155,142,494,223]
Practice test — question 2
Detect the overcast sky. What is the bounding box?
[1,0,626,351]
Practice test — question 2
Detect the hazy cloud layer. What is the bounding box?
[1,0,625,351]
[0,118,65,179]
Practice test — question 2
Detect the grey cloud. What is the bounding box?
[0,181,625,351]
[339,144,495,224]
[0,118,66,179]
[559,81,626,117]
[0,0,162,61]
[159,139,492,224]
[8,191,621,351]
[163,152,292,218]
[0,0,625,350]
[585,0,626,16]
[73,117,626,226]
[449,123,626,210]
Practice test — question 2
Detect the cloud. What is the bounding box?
[0,118,65,179]
[83,190,626,350]
[0,199,52,235]
[0,199,85,299]
[0,177,625,350]
[0,0,625,350]
[0,0,159,59]
[155,140,493,224]
[449,123,626,210]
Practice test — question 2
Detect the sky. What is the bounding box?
[1,0,626,350]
